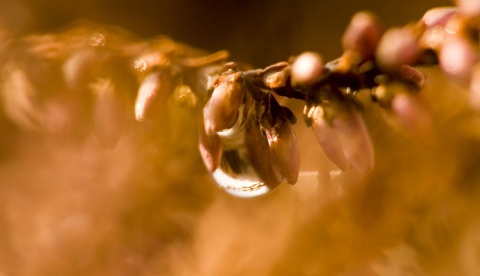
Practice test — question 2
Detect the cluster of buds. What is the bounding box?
[1,3,480,197]
[199,3,480,197]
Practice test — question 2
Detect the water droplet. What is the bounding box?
[210,104,273,198]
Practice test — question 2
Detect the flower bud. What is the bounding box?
[376,28,420,72]
[203,72,245,135]
[439,35,478,84]
[310,105,352,171]
[245,111,283,188]
[264,116,300,184]
[290,52,324,87]
[134,70,173,122]
[342,11,383,62]
[63,48,103,90]
[399,65,426,90]
[391,93,432,139]
[331,108,374,173]
[421,7,457,28]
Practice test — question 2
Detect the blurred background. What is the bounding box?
[5,1,480,276]
[0,0,450,65]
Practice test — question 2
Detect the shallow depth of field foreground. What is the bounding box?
[2,0,480,275]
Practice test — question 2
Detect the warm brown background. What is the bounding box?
[0,0,450,64]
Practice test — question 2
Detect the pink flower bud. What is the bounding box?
[62,48,102,90]
[421,7,457,28]
[342,11,383,62]
[391,93,432,139]
[203,72,245,135]
[439,35,478,84]
[331,109,374,173]
[264,117,300,184]
[376,28,421,72]
[399,65,425,89]
[134,70,172,122]
[290,52,324,87]
[310,106,352,171]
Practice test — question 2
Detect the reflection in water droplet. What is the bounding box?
[210,105,272,198]
[212,164,271,198]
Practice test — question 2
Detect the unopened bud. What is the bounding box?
[245,113,283,188]
[291,52,324,87]
[376,28,421,72]
[310,105,352,171]
[265,117,300,184]
[391,93,432,139]
[342,11,383,62]
[135,70,173,122]
[439,35,478,84]
[421,7,457,28]
[331,109,374,173]
[399,65,426,89]
[203,72,245,135]
[63,48,102,90]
